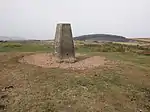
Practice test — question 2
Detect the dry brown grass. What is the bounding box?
[131,38,150,43]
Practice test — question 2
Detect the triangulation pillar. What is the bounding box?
[54,23,76,63]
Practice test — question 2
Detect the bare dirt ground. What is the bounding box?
[19,53,107,70]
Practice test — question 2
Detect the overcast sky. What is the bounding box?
[0,0,149,39]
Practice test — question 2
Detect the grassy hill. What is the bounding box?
[74,34,131,42]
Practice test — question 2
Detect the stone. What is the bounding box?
[4,86,14,90]
[54,23,76,63]
[0,104,5,110]
[1,95,8,99]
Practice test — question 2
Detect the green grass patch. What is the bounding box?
[0,42,53,52]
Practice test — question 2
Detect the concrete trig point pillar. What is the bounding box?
[54,23,76,63]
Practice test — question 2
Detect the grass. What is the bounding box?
[76,42,150,54]
[113,42,139,45]
[131,38,150,43]
[0,41,150,112]
[0,42,53,52]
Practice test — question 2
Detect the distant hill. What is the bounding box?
[0,36,25,41]
[74,34,130,42]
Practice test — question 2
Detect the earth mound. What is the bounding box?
[19,53,107,70]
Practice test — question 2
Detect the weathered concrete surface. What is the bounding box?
[54,23,76,63]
